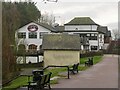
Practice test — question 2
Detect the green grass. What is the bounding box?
[2,76,29,90]
[3,55,103,89]
[2,68,67,90]
[44,67,67,78]
[80,56,103,65]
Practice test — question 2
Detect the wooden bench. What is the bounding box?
[43,65,70,79]
[85,57,93,66]
[69,63,79,74]
[27,72,52,90]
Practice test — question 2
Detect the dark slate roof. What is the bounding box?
[108,31,111,37]
[56,29,104,34]
[65,17,98,25]
[34,22,56,32]
[54,26,64,31]
[42,34,80,50]
[97,26,111,37]
[97,26,108,33]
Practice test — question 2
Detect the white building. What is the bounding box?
[15,22,55,53]
[15,17,111,60]
[55,17,110,51]
[15,22,56,63]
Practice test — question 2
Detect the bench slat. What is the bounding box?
[27,72,52,90]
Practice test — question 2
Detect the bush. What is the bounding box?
[80,51,103,58]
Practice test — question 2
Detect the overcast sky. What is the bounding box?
[35,0,118,32]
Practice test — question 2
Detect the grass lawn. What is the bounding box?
[80,56,103,65]
[2,76,28,90]
[2,55,103,90]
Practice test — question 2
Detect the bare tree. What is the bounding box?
[39,12,55,26]
[112,29,120,40]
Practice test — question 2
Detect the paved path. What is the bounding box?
[52,55,118,88]
[18,55,118,89]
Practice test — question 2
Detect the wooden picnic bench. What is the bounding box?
[69,63,79,74]
[85,57,93,66]
[27,72,52,90]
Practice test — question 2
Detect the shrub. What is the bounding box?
[80,50,103,58]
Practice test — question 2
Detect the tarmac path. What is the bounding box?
[51,55,118,88]
[18,55,118,90]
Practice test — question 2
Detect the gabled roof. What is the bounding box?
[97,26,108,33]
[97,26,111,37]
[108,31,111,37]
[34,21,56,32]
[42,34,81,50]
[17,21,56,32]
[65,17,98,25]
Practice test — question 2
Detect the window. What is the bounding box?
[89,36,97,40]
[91,46,97,50]
[91,34,94,36]
[29,44,37,50]
[100,35,102,42]
[18,32,26,38]
[88,34,97,40]
[40,32,48,39]
[87,34,90,36]
[28,44,37,52]
[29,32,37,39]
[95,34,97,36]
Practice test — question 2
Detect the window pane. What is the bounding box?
[87,34,90,36]
[89,36,97,40]
[18,32,26,38]
[95,34,97,36]
[91,34,94,36]
[91,46,97,50]
[29,32,37,38]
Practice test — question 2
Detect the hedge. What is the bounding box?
[80,51,103,58]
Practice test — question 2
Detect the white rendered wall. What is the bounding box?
[98,34,104,49]
[15,22,51,50]
[89,40,98,46]
[65,25,98,31]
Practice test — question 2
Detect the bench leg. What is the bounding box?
[72,70,75,74]
[77,70,78,73]
[48,83,51,89]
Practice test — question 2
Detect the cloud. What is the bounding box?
[36,2,118,30]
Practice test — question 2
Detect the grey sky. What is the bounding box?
[36,0,118,31]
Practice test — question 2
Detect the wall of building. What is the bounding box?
[15,22,51,50]
[98,33,104,49]
[43,50,80,67]
[65,25,98,31]
[66,31,104,51]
